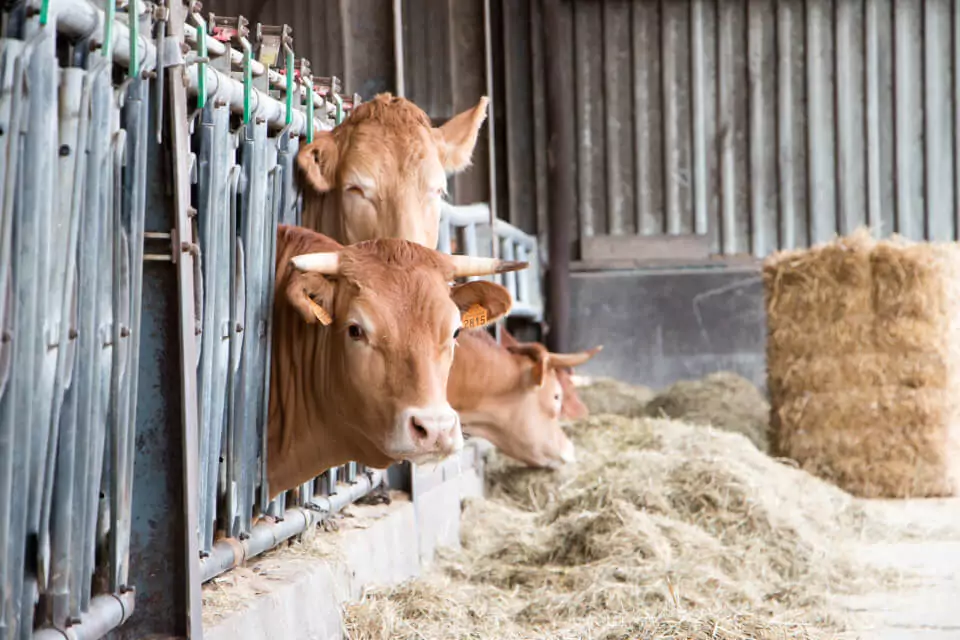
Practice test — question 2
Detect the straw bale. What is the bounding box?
[764,229,960,498]
[775,387,960,498]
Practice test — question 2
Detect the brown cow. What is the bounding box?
[448,329,602,469]
[268,225,524,497]
[497,328,591,420]
[296,93,594,439]
[297,93,489,248]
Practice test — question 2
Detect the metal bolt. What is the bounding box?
[120,326,130,338]
[59,144,71,157]
[68,329,78,340]
[235,323,243,333]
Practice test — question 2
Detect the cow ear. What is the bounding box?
[506,343,549,388]
[449,280,512,329]
[296,131,339,192]
[433,97,489,173]
[284,270,336,325]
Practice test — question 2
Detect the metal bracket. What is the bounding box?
[143,229,178,263]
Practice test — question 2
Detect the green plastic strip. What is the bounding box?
[39,0,49,26]
[103,0,115,59]
[195,15,207,108]
[128,0,139,77]
[333,92,344,125]
[305,79,314,143]
[284,50,294,125]
[242,41,252,124]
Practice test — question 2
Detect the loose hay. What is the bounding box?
[764,229,960,498]
[576,377,656,417]
[644,372,771,452]
[345,416,894,640]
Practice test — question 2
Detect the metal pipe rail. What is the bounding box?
[438,201,544,321]
[33,591,136,640]
[198,469,385,583]
[182,23,337,121]
[54,0,333,135]
[50,0,156,71]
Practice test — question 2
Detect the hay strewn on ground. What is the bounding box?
[576,377,655,417]
[765,229,960,498]
[344,414,893,640]
[645,372,771,453]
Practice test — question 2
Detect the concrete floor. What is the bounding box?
[838,498,960,640]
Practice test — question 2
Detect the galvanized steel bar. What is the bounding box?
[40,66,88,626]
[199,470,384,583]
[49,0,156,72]
[33,590,136,640]
[19,20,60,636]
[0,36,28,640]
[183,23,336,121]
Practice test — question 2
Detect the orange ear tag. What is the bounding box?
[461,304,488,330]
[306,296,333,325]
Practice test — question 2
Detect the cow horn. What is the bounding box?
[290,252,341,274]
[449,255,528,278]
[547,345,603,369]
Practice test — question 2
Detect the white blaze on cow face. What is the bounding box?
[296,93,489,249]
[447,332,602,470]
[268,225,524,498]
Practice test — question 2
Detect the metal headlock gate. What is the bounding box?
[0,1,545,638]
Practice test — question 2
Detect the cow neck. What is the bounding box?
[269,312,355,496]
[301,191,345,242]
[449,332,527,431]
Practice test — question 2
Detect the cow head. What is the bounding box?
[448,331,602,469]
[269,226,523,496]
[297,93,489,248]
[498,328,593,420]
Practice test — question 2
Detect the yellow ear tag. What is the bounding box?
[461,303,488,330]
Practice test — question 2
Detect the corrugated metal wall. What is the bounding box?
[496,0,960,260]
[203,0,960,260]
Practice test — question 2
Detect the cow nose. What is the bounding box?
[402,406,461,454]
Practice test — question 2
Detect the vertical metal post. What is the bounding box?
[542,0,573,354]
[121,1,203,636]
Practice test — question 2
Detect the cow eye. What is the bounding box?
[345,185,364,197]
[554,393,561,402]
[347,324,365,341]
[453,328,461,340]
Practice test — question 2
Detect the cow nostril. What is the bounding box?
[411,416,429,440]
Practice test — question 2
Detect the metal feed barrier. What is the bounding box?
[0,1,545,638]
[439,201,544,322]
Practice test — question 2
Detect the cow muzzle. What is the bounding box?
[394,404,463,462]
